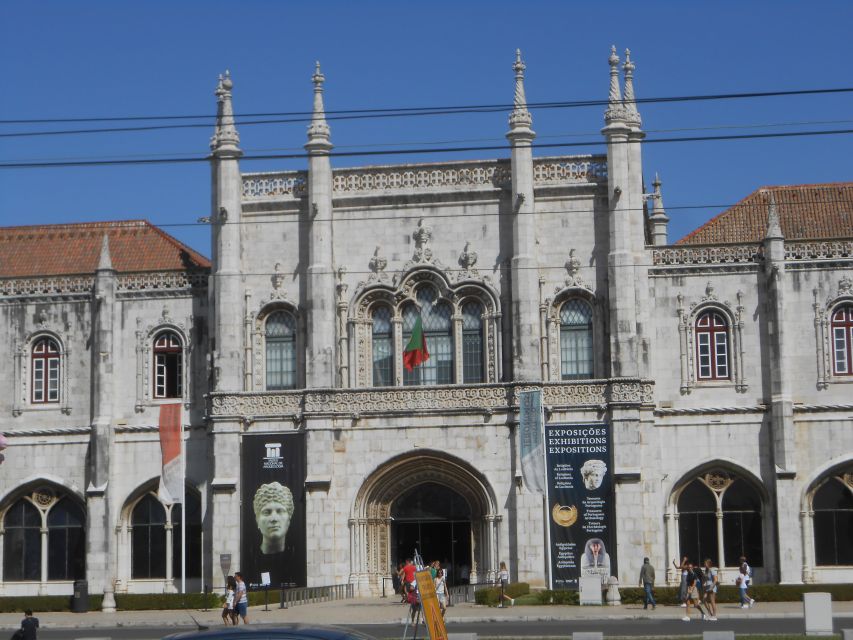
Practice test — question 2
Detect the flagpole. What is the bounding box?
[181,409,186,595]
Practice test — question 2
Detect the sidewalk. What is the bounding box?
[2,598,853,630]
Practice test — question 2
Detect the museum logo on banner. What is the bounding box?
[263,442,284,469]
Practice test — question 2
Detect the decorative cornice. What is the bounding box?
[207,379,655,419]
[3,426,92,437]
[654,405,766,417]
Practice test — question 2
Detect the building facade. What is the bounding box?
[1,49,852,603]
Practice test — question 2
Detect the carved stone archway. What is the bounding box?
[349,450,499,594]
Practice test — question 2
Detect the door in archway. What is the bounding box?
[391,482,472,586]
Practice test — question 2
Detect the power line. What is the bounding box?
[1,128,851,170]
[5,118,852,165]
[3,86,853,138]
[2,85,852,126]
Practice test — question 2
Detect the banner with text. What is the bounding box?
[545,422,615,590]
[241,433,306,589]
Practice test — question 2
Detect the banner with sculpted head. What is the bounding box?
[241,433,306,589]
[545,422,616,590]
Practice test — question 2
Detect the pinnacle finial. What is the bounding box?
[604,45,625,124]
[306,61,332,150]
[622,48,641,127]
[507,48,533,135]
[765,190,784,239]
[651,173,666,216]
[210,69,241,155]
[97,234,113,271]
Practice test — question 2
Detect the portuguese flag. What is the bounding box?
[403,314,430,371]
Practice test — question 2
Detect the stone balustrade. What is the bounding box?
[207,378,654,419]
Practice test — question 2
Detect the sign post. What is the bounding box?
[415,570,447,640]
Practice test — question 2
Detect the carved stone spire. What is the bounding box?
[649,173,670,246]
[622,49,642,127]
[97,234,114,271]
[507,49,534,137]
[765,190,784,239]
[604,46,625,124]
[210,71,242,156]
[306,61,332,151]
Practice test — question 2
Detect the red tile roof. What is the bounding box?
[677,183,853,245]
[0,220,210,277]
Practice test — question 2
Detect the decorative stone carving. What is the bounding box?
[117,272,207,293]
[652,245,763,267]
[135,315,191,411]
[702,471,733,493]
[839,276,853,296]
[561,249,590,290]
[208,379,654,418]
[457,242,480,281]
[533,157,607,184]
[242,172,307,200]
[32,487,57,508]
[785,239,853,261]
[368,247,389,283]
[813,279,853,390]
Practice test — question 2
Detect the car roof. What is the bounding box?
[162,624,377,640]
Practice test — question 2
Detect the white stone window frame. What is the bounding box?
[676,290,747,394]
[546,288,601,382]
[135,317,191,413]
[0,484,86,586]
[349,268,501,388]
[115,487,199,593]
[13,330,71,417]
[814,289,853,389]
[253,303,301,392]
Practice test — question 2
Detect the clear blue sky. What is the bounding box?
[2,0,851,257]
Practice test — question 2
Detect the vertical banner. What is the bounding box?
[545,422,616,590]
[241,433,306,589]
[518,389,545,493]
[157,403,183,504]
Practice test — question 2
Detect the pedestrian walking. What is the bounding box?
[737,562,754,608]
[434,568,447,618]
[234,572,249,624]
[738,555,756,607]
[672,556,689,607]
[681,562,706,622]
[222,575,237,625]
[496,561,514,607]
[702,558,718,620]
[638,557,656,610]
[20,610,39,640]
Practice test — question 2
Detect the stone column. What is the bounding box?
[210,71,245,393]
[305,63,336,389]
[506,50,540,382]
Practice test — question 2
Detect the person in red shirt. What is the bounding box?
[402,558,417,590]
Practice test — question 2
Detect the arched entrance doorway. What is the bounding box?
[350,451,499,594]
[392,482,471,586]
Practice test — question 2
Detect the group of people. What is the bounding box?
[639,555,756,620]
[220,571,250,625]
[395,558,449,619]
[671,555,755,621]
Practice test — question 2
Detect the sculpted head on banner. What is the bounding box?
[580,459,607,491]
[253,482,294,554]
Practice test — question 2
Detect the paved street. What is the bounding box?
[2,598,852,638]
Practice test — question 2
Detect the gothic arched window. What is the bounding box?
[560,299,593,380]
[3,500,41,581]
[677,480,719,565]
[677,474,764,567]
[813,478,853,565]
[722,479,764,566]
[831,305,853,376]
[371,306,394,387]
[153,331,183,398]
[131,494,167,579]
[31,337,60,403]
[403,288,454,386]
[171,491,203,579]
[695,311,730,380]
[462,301,484,383]
[2,492,86,582]
[47,498,86,580]
[265,310,297,390]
